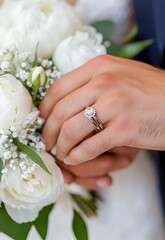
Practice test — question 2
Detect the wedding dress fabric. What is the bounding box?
[1,1,165,240]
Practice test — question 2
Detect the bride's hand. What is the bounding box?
[66,0,77,5]
[58,147,138,190]
[40,55,165,165]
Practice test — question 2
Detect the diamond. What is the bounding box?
[84,107,96,118]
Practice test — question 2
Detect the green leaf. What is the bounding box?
[72,210,88,240]
[92,20,114,40]
[0,158,3,182]
[107,39,153,59]
[34,204,54,240]
[32,42,39,67]
[0,204,54,240]
[106,41,121,55]
[13,138,51,175]
[118,39,153,59]
[0,205,32,240]
[123,25,138,43]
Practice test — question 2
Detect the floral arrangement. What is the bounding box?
[0,0,152,240]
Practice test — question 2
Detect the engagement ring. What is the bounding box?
[84,107,103,131]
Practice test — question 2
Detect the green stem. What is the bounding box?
[33,86,38,103]
[72,194,97,217]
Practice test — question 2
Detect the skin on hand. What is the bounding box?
[58,147,138,190]
[40,55,165,165]
[66,0,77,5]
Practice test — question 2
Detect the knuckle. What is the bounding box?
[90,73,121,91]
[82,140,97,157]
[93,55,111,66]
[92,55,120,69]
[85,55,111,71]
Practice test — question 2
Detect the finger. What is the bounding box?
[63,123,121,165]
[55,99,117,160]
[58,154,132,178]
[42,83,98,150]
[75,175,113,190]
[39,63,93,119]
[55,111,97,159]
[55,90,132,159]
[61,169,75,184]
[63,108,139,165]
[109,147,139,157]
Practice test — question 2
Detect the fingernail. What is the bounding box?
[64,157,71,165]
[97,179,111,189]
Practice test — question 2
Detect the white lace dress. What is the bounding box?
[1,1,165,240]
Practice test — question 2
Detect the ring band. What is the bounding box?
[84,107,103,131]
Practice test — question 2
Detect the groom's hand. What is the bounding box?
[57,147,138,190]
[40,55,165,165]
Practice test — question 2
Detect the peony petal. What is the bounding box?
[0,233,13,240]
[0,0,82,58]
[53,28,106,74]
[5,205,39,223]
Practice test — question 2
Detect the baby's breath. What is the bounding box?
[0,46,62,180]
[0,110,46,180]
[0,46,62,103]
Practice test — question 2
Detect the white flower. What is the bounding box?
[0,0,16,28]
[0,0,82,58]
[0,151,64,223]
[53,26,107,74]
[0,74,32,130]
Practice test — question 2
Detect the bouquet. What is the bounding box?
[0,0,152,239]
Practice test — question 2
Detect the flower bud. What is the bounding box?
[29,66,48,88]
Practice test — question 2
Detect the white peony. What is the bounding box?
[53,26,107,74]
[0,151,64,223]
[0,74,32,131]
[0,0,16,28]
[0,0,82,58]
